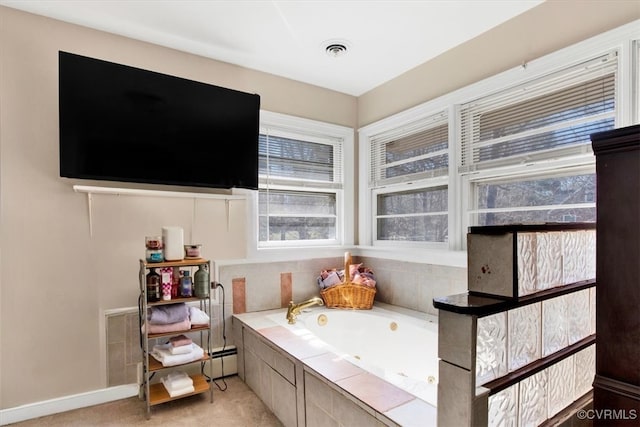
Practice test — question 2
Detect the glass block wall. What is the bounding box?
[476,287,595,385]
[516,230,596,296]
[487,344,595,426]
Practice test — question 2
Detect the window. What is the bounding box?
[360,20,639,255]
[469,171,596,226]
[461,52,616,229]
[365,111,449,245]
[258,111,353,248]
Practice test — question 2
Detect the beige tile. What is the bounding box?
[384,398,436,427]
[336,372,415,413]
[258,326,329,360]
[303,352,365,382]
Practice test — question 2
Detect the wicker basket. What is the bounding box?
[320,253,376,309]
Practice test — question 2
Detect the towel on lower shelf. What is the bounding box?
[147,303,189,325]
[161,373,195,398]
[161,371,194,391]
[189,306,210,325]
[141,318,191,334]
[151,342,204,367]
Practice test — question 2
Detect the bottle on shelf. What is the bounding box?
[194,264,210,298]
[172,267,180,298]
[180,270,193,297]
[146,268,160,302]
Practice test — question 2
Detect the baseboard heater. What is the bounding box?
[204,345,238,379]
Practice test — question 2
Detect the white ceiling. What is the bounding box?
[1,0,544,96]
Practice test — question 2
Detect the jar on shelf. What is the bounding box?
[145,236,163,250]
[145,249,163,263]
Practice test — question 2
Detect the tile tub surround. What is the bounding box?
[233,304,438,427]
[218,256,467,317]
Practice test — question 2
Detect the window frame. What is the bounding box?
[359,20,639,257]
[248,110,355,257]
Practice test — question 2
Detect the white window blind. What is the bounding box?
[459,51,617,174]
[369,111,448,188]
[259,128,343,188]
[258,119,346,245]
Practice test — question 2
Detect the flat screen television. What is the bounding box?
[59,51,260,190]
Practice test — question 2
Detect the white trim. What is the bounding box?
[252,110,355,255]
[358,246,467,268]
[0,384,138,425]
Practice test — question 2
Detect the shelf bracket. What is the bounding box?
[86,192,94,237]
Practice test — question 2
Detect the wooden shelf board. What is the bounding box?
[147,324,209,340]
[148,351,209,371]
[147,296,207,306]
[148,374,209,406]
[141,258,208,269]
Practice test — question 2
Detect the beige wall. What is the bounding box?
[0,5,356,409]
[358,0,640,126]
[0,0,637,412]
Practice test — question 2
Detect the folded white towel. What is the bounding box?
[151,343,204,367]
[161,371,193,390]
[161,380,195,397]
[189,306,210,325]
[168,344,193,355]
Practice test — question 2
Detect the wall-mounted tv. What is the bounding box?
[59,51,260,190]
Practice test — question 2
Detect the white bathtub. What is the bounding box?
[267,304,439,406]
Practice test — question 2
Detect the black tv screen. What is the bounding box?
[59,51,260,190]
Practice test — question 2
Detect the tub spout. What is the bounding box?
[286,297,324,324]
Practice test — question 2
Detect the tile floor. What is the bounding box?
[7,376,283,427]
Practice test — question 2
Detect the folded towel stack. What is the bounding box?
[141,318,191,334]
[161,371,194,397]
[189,306,210,325]
[167,334,193,355]
[151,343,204,367]
[169,334,192,347]
[147,303,189,324]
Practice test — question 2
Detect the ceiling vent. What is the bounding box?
[325,42,348,58]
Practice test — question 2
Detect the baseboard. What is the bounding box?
[0,348,238,425]
[0,384,138,426]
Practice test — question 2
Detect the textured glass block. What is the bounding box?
[536,232,563,291]
[589,287,596,335]
[563,231,588,284]
[508,303,541,371]
[517,233,538,296]
[488,383,518,427]
[542,294,568,357]
[548,356,575,417]
[574,344,596,399]
[567,289,591,344]
[519,370,548,427]
[476,312,508,386]
[585,229,596,280]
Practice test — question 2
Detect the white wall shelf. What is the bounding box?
[73,185,247,236]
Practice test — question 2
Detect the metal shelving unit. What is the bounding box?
[138,258,213,418]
